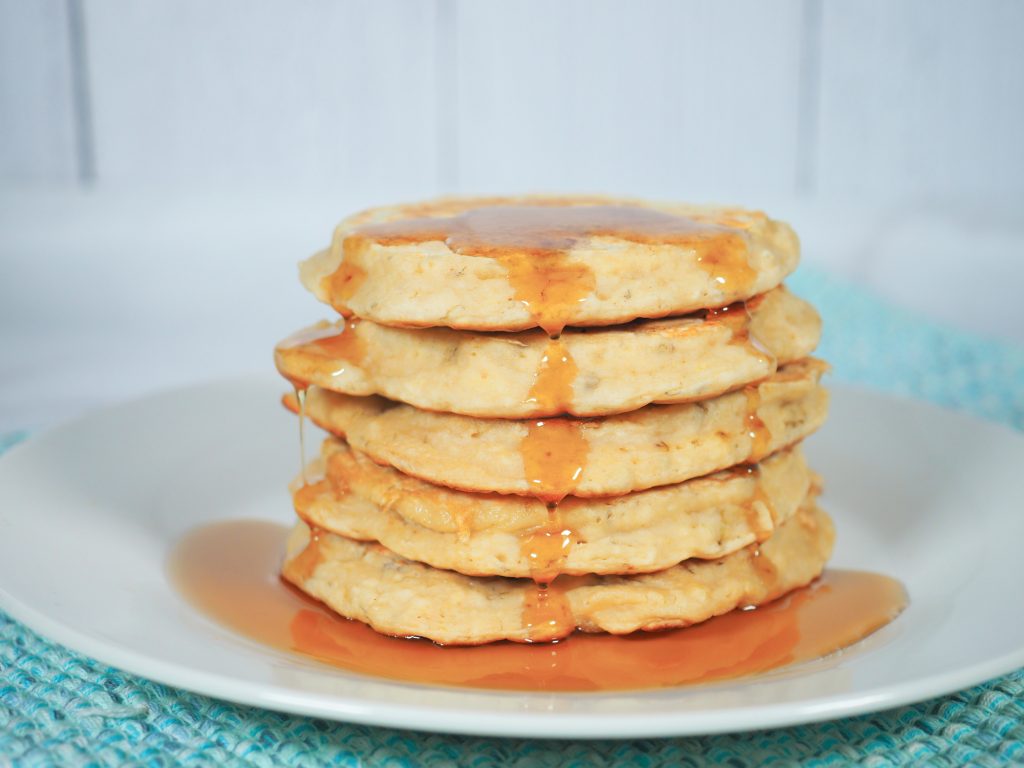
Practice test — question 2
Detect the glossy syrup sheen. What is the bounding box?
[275,319,366,381]
[169,519,908,693]
[519,335,588,634]
[520,419,587,504]
[743,385,773,463]
[276,321,364,486]
[702,296,771,364]
[340,204,756,336]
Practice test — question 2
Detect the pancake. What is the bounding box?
[293,440,814,579]
[283,358,829,499]
[275,285,820,418]
[282,502,834,645]
[299,196,800,334]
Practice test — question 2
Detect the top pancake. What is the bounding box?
[300,196,800,334]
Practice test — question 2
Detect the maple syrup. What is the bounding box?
[282,522,325,584]
[520,580,575,643]
[746,487,777,541]
[726,464,776,542]
[743,385,772,462]
[276,319,366,376]
[520,339,585,626]
[292,385,308,483]
[275,202,876,689]
[520,420,587,503]
[702,300,750,340]
[701,296,775,373]
[328,239,368,311]
[169,519,908,692]
[339,204,756,336]
[517,334,589,628]
[519,503,576,586]
[527,338,577,413]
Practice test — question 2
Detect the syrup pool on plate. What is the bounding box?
[169,519,907,693]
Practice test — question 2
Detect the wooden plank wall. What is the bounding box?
[3,0,1023,204]
[0,0,78,182]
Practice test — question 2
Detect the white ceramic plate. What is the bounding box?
[0,377,1022,739]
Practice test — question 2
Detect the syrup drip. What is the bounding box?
[521,503,576,585]
[518,420,586,632]
[281,524,325,584]
[293,385,309,484]
[703,296,774,369]
[497,253,593,337]
[521,580,575,643]
[528,338,577,414]
[326,237,369,313]
[745,487,777,543]
[703,300,751,341]
[730,465,775,542]
[292,480,332,521]
[694,233,757,289]
[321,456,351,497]
[748,511,792,595]
[278,318,362,484]
[344,204,754,336]
[169,520,909,692]
[750,547,780,594]
[311,320,364,367]
[277,319,366,383]
[519,336,586,629]
[520,420,588,504]
[743,385,772,462]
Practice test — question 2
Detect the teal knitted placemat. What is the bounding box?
[2,268,1023,767]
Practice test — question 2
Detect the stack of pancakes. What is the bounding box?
[273,196,833,645]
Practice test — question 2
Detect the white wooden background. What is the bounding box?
[1,0,1023,429]
[5,0,1024,200]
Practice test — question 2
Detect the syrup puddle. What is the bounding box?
[168,519,907,693]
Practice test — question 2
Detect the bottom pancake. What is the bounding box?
[282,502,834,645]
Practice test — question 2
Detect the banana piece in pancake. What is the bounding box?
[283,358,829,499]
[299,195,799,334]
[293,440,813,578]
[275,285,819,418]
[282,502,834,645]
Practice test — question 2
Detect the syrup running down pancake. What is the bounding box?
[292,439,814,578]
[282,358,829,498]
[274,285,821,418]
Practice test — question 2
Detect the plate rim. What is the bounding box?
[3,582,1023,739]
[1,376,1023,739]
